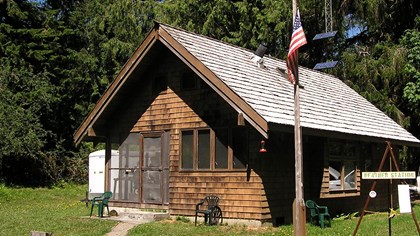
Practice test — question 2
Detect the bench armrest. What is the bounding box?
[317,206,329,214]
[196,201,205,211]
[92,196,104,204]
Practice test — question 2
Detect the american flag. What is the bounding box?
[287,9,307,84]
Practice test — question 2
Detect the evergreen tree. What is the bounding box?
[0,0,60,185]
[162,0,291,57]
[1,0,419,185]
[402,19,420,132]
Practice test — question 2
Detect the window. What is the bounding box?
[321,140,359,198]
[198,130,210,169]
[181,131,193,169]
[180,128,247,171]
[215,129,228,169]
[329,161,356,190]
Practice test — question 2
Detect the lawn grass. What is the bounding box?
[129,205,420,236]
[1,184,420,235]
[0,183,117,236]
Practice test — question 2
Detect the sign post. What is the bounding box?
[353,142,420,235]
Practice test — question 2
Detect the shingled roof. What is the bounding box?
[74,22,420,146]
[160,24,419,146]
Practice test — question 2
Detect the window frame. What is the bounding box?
[180,127,247,171]
[328,159,357,191]
[180,130,194,170]
[321,139,360,198]
[198,129,211,170]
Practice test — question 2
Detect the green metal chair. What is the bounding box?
[195,195,223,226]
[90,192,112,218]
[305,200,331,228]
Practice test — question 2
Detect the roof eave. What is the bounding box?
[268,122,420,147]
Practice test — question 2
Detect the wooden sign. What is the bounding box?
[362,171,416,180]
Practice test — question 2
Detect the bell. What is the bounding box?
[259,140,267,153]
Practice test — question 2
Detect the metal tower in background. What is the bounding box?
[325,0,333,32]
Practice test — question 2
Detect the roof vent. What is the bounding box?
[251,44,267,68]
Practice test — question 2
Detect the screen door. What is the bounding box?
[141,132,169,204]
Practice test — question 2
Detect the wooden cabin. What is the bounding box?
[74,22,420,225]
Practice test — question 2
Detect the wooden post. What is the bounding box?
[292,0,306,235]
[293,69,306,236]
[411,207,420,233]
[388,155,392,236]
[293,199,306,235]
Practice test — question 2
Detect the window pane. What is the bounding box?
[144,136,161,168]
[232,128,247,169]
[111,133,140,202]
[344,162,356,189]
[233,156,245,169]
[118,133,140,168]
[198,130,210,169]
[142,170,162,203]
[215,129,228,169]
[329,161,342,190]
[181,131,193,169]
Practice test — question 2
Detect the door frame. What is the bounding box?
[139,131,170,205]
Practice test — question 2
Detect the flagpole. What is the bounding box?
[292,1,306,235]
[293,54,306,236]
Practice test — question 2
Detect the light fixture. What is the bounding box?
[259,140,267,153]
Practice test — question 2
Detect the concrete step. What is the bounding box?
[108,207,169,224]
